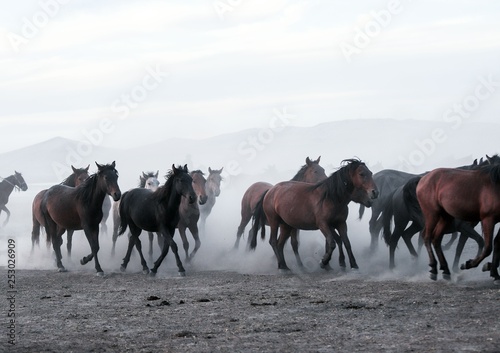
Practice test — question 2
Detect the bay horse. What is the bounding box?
[31,165,90,254]
[236,156,327,267]
[417,163,500,281]
[118,165,196,276]
[174,170,208,262]
[41,162,121,275]
[198,167,223,233]
[0,171,28,226]
[250,158,378,272]
[111,171,160,256]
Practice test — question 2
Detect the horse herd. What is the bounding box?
[1,154,500,283]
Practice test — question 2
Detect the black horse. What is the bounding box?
[0,171,28,226]
[41,162,121,275]
[118,165,196,276]
[382,156,500,270]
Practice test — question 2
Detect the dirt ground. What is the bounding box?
[2,265,500,353]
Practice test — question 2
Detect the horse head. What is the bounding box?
[71,165,90,186]
[173,164,197,204]
[96,161,121,201]
[303,156,327,183]
[344,160,378,207]
[140,171,160,191]
[13,171,28,191]
[190,170,208,205]
[207,167,223,197]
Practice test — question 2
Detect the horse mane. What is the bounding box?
[479,163,500,184]
[61,173,79,187]
[190,170,205,176]
[313,158,364,204]
[75,164,116,203]
[138,171,158,188]
[151,169,176,204]
[290,164,310,181]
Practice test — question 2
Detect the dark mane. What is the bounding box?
[190,170,205,176]
[290,164,310,181]
[75,164,116,204]
[61,173,81,187]
[479,163,500,184]
[151,169,176,204]
[139,171,158,188]
[313,158,365,203]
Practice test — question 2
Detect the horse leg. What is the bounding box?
[337,222,358,270]
[453,223,484,272]
[133,234,149,274]
[177,225,190,262]
[151,227,185,276]
[81,226,103,275]
[268,220,289,271]
[187,223,201,260]
[461,217,494,270]
[235,207,251,249]
[121,226,141,272]
[290,229,303,268]
[442,232,458,251]
[318,226,337,270]
[148,232,155,262]
[111,226,119,257]
[482,228,500,282]
[66,230,74,258]
[387,222,405,270]
[368,208,381,253]
[276,224,293,272]
[1,205,11,227]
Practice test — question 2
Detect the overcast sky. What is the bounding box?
[0,0,499,154]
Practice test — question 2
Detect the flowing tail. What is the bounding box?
[382,191,395,246]
[118,193,128,236]
[39,196,54,246]
[402,176,424,227]
[248,190,268,250]
[358,204,365,220]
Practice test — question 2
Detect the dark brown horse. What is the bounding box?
[111,171,160,257]
[417,164,500,282]
[250,159,378,271]
[174,170,208,261]
[118,165,196,276]
[0,171,28,226]
[31,165,90,254]
[41,162,121,275]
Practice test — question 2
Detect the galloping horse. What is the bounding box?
[251,159,378,271]
[417,163,500,281]
[198,167,223,233]
[31,165,90,254]
[41,162,121,275]
[111,171,160,256]
[235,156,326,250]
[118,165,196,276]
[0,171,28,226]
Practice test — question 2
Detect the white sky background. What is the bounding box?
[0,0,499,154]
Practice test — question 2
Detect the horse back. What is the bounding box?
[120,188,163,232]
[43,185,87,230]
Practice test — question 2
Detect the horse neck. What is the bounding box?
[319,169,352,205]
[78,175,108,208]
[0,178,16,195]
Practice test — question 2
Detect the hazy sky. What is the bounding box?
[1,0,499,153]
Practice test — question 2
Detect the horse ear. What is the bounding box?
[85,164,90,171]
[473,159,478,166]
[316,156,321,163]
[95,162,103,170]
[111,161,116,168]
[71,165,77,173]
[487,154,492,163]
[142,172,148,179]
[208,167,213,173]
[183,164,188,172]
[155,170,159,178]
[218,167,223,173]
[306,157,312,166]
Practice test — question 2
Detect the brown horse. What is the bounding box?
[417,164,500,282]
[31,165,90,255]
[236,156,327,267]
[250,158,378,271]
[0,171,28,226]
[41,162,121,275]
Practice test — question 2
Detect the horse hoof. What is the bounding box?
[443,273,451,281]
[120,266,126,272]
[494,279,500,286]
[96,272,105,277]
[430,273,438,281]
[149,271,157,277]
[178,271,186,277]
[143,269,150,275]
[482,263,492,272]
[278,268,291,275]
[58,267,67,273]
[80,259,85,265]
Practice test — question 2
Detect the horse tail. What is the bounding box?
[358,205,365,220]
[248,190,268,250]
[118,193,128,236]
[39,195,53,246]
[382,192,394,246]
[403,176,424,226]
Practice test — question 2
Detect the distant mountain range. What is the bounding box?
[2,119,499,186]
